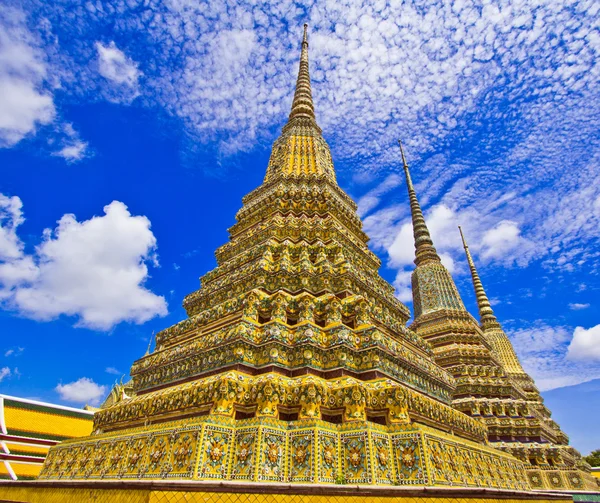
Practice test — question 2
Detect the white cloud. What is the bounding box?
[0,7,55,147]
[0,194,167,330]
[0,367,11,382]
[439,252,456,274]
[569,303,590,311]
[0,80,54,146]
[481,220,532,265]
[362,203,407,252]
[393,269,412,304]
[96,42,140,92]
[51,123,90,163]
[53,140,88,162]
[387,204,464,269]
[105,367,121,375]
[55,377,106,405]
[387,221,414,269]
[0,194,37,295]
[0,8,93,155]
[567,324,600,362]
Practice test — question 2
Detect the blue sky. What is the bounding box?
[0,0,599,453]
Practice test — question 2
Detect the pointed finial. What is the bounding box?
[399,139,408,168]
[286,24,318,127]
[458,226,500,329]
[458,225,467,249]
[145,331,154,356]
[398,140,441,267]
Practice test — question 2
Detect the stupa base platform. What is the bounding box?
[0,480,578,503]
[32,414,597,491]
[34,416,534,489]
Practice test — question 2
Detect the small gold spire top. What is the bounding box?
[399,141,441,267]
[145,331,155,356]
[458,226,500,329]
[288,23,317,124]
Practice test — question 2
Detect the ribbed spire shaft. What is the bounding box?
[288,24,316,124]
[263,24,331,182]
[399,141,441,267]
[459,226,500,330]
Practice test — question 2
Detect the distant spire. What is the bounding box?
[287,24,317,125]
[458,226,500,330]
[145,331,154,356]
[399,141,441,267]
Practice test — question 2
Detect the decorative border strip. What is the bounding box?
[0,479,574,500]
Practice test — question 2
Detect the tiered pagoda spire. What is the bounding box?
[455,226,576,464]
[398,142,465,319]
[458,226,543,389]
[287,24,318,127]
[264,25,333,182]
[399,141,441,267]
[458,226,501,330]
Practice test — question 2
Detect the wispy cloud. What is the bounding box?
[16,0,584,156]
[95,41,141,102]
[569,303,590,311]
[51,123,89,162]
[8,0,600,242]
[357,174,402,217]
[0,7,95,160]
[4,347,24,357]
[375,200,534,301]
[0,366,11,382]
[53,140,88,162]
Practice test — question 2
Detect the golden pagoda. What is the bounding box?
[457,227,585,486]
[397,141,594,490]
[1,24,597,503]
